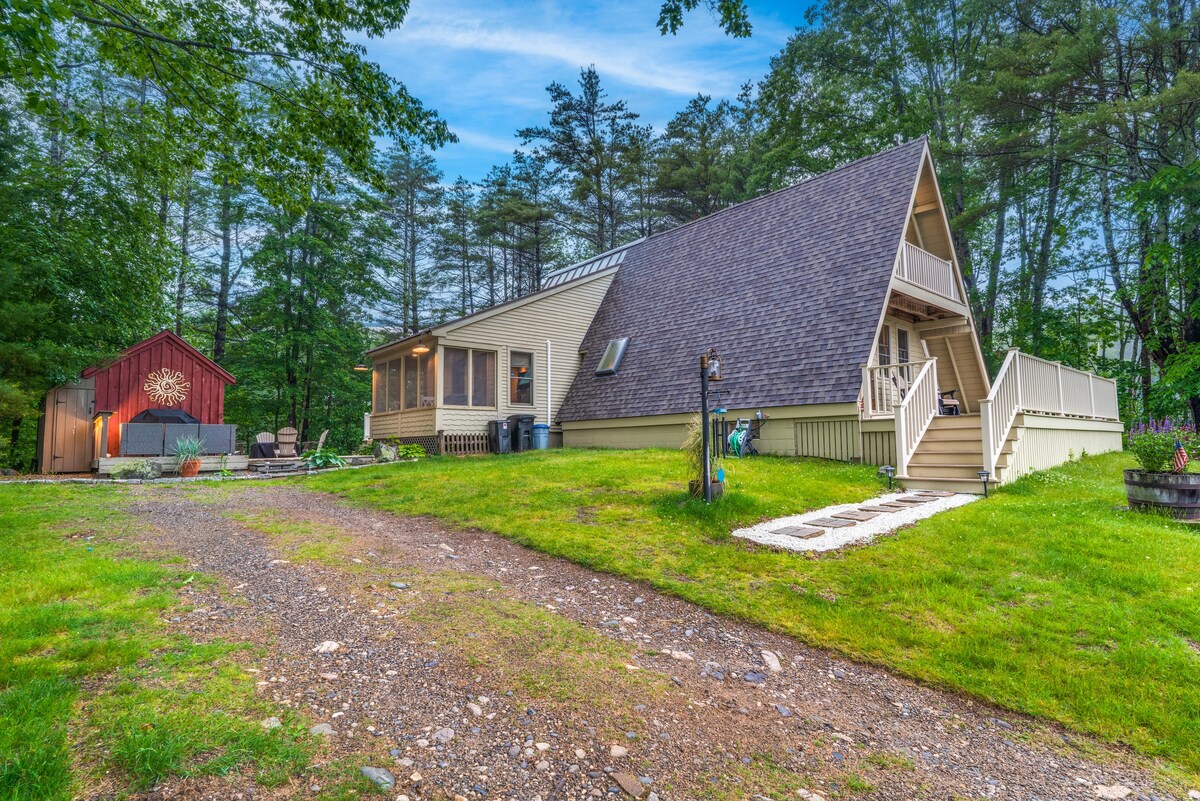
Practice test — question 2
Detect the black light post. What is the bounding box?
[879,464,896,490]
[977,469,991,497]
[699,348,723,503]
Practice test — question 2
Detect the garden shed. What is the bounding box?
[38,330,240,473]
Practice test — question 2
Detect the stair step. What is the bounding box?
[899,476,986,494]
[927,414,982,429]
[906,464,985,480]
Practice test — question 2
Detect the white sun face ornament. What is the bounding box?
[144,369,191,406]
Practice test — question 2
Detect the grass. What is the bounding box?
[308,448,1200,779]
[0,485,312,800]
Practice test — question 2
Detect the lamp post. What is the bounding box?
[699,348,724,503]
[977,469,991,497]
[878,464,896,490]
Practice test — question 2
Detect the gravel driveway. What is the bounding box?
[118,482,1181,801]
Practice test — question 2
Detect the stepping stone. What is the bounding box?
[894,497,935,504]
[772,525,825,540]
[860,505,901,513]
[833,510,879,522]
[806,516,856,528]
[874,502,911,511]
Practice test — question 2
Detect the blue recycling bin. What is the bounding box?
[532,423,550,450]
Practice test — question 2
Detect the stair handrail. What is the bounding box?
[979,348,1021,476]
[894,358,939,478]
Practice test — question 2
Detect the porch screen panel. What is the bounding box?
[386,359,401,411]
[420,353,436,407]
[443,348,469,405]
[403,355,419,409]
[472,351,496,407]
[373,366,384,413]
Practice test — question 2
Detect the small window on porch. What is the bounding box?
[878,325,891,365]
[595,337,629,376]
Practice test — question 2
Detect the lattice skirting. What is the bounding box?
[439,432,490,456]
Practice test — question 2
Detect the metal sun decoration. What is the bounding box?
[144,369,191,406]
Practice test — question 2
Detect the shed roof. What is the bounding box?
[81,330,235,384]
[556,137,927,423]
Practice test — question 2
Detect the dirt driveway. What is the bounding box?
[120,481,1175,801]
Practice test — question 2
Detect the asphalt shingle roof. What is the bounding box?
[556,137,927,423]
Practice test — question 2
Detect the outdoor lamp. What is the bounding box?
[353,363,370,372]
[977,469,991,497]
[703,348,724,381]
[879,464,896,490]
[411,337,430,355]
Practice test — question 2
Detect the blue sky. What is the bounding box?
[367,0,804,182]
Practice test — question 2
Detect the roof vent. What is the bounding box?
[595,338,630,376]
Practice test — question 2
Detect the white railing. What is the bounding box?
[895,359,939,477]
[895,242,962,304]
[861,360,927,418]
[978,348,1120,474]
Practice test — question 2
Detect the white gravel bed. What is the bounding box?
[732,490,979,552]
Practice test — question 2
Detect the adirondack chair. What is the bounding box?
[316,429,328,451]
[276,426,299,458]
[249,431,277,458]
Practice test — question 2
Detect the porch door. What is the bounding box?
[45,383,94,472]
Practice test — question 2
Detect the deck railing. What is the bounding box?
[895,242,962,304]
[862,359,927,418]
[978,348,1120,474]
[895,359,939,478]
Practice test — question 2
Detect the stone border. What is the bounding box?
[0,459,418,486]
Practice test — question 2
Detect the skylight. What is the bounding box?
[595,337,630,376]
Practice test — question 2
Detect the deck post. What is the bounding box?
[979,399,994,476]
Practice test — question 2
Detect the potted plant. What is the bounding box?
[173,435,205,477]
[1124,418,1200,521]
[683,414,724,500]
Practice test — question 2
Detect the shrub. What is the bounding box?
[172,436,204,466]
[301,447,346,469]
[1127,418,1196,472]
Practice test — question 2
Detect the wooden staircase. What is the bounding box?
[901,414,1016,493]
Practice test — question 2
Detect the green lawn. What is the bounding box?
[310,449,1200,778]
[0,486,312,801]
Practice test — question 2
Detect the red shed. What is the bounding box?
[38,331,236,472]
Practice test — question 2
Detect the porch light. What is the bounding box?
[412,338,430,355]
[353,363,370,372]
[977,469,991,497]
[879,464,896,490]
[704,348,724,381]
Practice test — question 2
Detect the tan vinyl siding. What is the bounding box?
[793,419,860,461]
[367,408,436,438]
[999,415,1122,483]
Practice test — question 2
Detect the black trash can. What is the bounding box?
[488,419,512,454]
[508,414,535,452]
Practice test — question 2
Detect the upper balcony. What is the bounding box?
[894,242,963,306]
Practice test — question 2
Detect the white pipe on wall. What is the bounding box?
[546,340,552,426]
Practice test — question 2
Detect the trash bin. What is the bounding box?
[487,419,512,454]
[532,423,550,450]
[508,414,535,452]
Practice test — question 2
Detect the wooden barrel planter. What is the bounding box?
[1124,470,1200,522]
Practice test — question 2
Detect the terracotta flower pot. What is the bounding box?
[1124,469,1200,522]
[178,459,202,478]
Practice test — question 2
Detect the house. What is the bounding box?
[38,330,244,474]
[366,138,1122,491]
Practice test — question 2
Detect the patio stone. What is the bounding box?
[805,516,856,528]
[772,525,825,539]
[833,510,879,522]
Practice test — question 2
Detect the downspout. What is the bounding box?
[546,340,552,426]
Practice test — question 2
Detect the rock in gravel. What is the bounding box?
[535,760,550,771]
[668,650,693,661]
[743,671,766,683]
[308,723,335,736]
[360,767,395,790]
[774,704,792,717]
[260,716,282,730]
[613,772,647,797]
[761,650,782,672]
[312,640,340,653]
[467,702,483,716]
[1189,792,1200,800]
[1094,786,1132,800]
[432,727,455,743]
[797,791,826,801]
[610,744,629,758]
[389,581,409,589]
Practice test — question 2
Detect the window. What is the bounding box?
[595,337,630,376]
[403,354,419,409]
[421,353,436,407]
[372,366,384,413]
[472,350,496,407]
[510,351,533,405]
[877,325,891,365]
[372,359,403,412]
[443,348,469,406]
[897,329,909,364]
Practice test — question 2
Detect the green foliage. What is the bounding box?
[301,447,347,469]
[1127,420,1196,473]
[310,449,1200,777]
[395,443,427,460]
[682,413,721,485]
[171,436,205,465]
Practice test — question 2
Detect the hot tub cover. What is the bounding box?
[129,408,200,424]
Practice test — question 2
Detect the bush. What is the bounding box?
[1127,418,1196,472]
[371,439,427,462]
[301,447,346,469]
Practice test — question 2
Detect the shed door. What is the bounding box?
[47,383,94,472]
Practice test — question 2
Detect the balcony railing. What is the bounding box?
[862,359,928,418]
[895,242,962,304]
